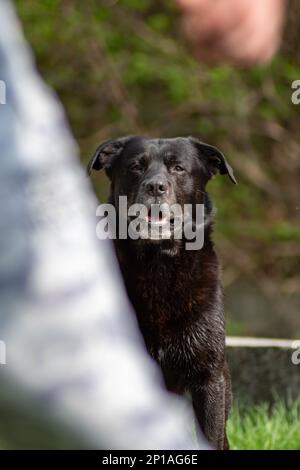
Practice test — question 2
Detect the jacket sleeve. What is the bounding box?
[0,0,206,450]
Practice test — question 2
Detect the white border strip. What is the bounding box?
[226,336,300,349]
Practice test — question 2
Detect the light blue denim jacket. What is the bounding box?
[0,0,206,450]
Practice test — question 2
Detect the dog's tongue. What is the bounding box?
[148,208,163,222]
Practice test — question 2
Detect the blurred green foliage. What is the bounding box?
[14,0,300,336]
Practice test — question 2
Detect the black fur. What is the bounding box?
[89,136,236,449]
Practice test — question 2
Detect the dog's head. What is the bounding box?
[88,136,236,249]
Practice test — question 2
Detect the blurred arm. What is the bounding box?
[0,0,205,449]
[177,0,288,67]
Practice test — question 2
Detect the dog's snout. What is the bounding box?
[145,178,168,196]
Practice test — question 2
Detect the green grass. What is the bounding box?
[1,400,300,449]
[228,400,300,450]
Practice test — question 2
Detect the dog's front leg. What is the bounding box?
[191,373,228,450]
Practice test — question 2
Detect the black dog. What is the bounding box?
[88,136,236,449]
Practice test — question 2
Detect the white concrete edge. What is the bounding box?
[226,336,300,349]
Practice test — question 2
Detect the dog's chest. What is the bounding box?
[125,266,196,343]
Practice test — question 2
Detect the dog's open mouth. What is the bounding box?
[125,203,182,241]
[146,208,175,226]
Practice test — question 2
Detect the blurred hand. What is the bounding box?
[177,0,287,67]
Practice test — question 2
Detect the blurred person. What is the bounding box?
[176,0,288,67]
[0,0,207,449]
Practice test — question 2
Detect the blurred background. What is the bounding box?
[15,0,300,338]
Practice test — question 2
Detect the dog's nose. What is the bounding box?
[145,179,168,196]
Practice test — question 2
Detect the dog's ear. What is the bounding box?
[87,136,134,177]
[189,137,237,184]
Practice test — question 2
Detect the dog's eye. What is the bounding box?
[129,162,144,173]
[173,165,185,173]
